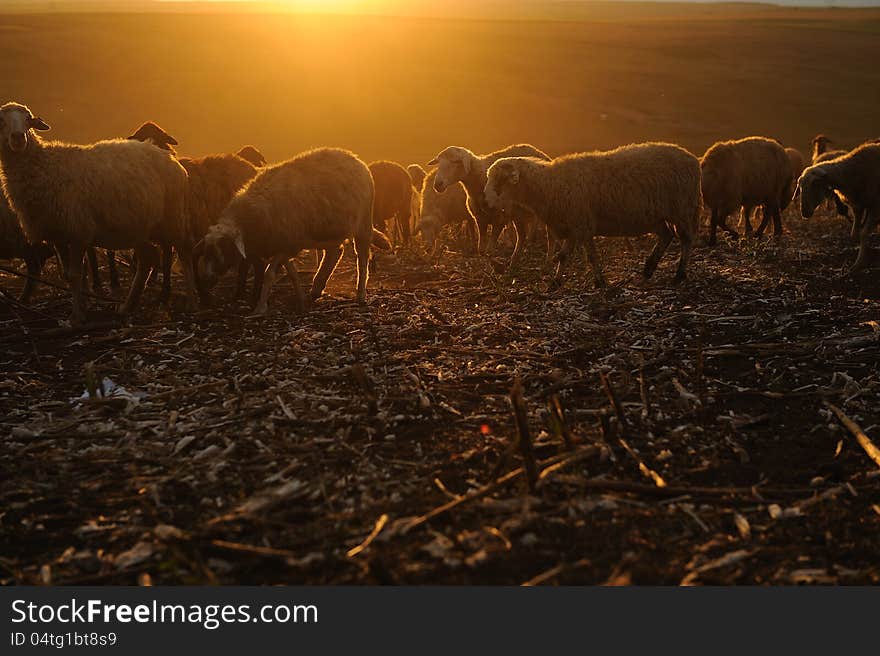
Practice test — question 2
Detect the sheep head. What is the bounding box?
[797,167,830,219]
[196,223,246,290]
[236,145,267,168]
[0,103,50,153]
[484,158,521,212]
[406,164,427,191]
[127,121,178,152]
[428,146,475,193]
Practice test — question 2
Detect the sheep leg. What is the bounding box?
[643,225,674,279]
[120,243,157,316]
[849,212,878,274]
[507,219,524,268]
[850,207,864,240]
[86,248,103,294]
[251,255,284,317]
[354,232,371,304]
[66,244,88,325]
[282,259,307,314]
[476,219,490,255]
[234,260,249,299]
[485,222,502,255]
[583,236,607,288]
[311,244,344,302]
[19,248,42,304]
[674,229,693,283]
[833,194,850,219]
[708,209,720,247]
[107,251,119,289]
[742,205,754,237]
[177,244,199,312]
[158,243,173,304]
[249,257,264,308]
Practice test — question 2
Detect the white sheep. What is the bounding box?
[484,143,701,287]
[0,102,192,323]
[428,144,550,266]
[197,147,392,317]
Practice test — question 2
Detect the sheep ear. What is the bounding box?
[233,234,246,259]
[28,117,50,131]
[427,157,439,166]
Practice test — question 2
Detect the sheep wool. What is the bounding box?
[485,142,701,288]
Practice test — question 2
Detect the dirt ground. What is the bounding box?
[1,211,879,585]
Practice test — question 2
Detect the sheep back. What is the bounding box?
[1,137,188,250]
[500,142,701,241]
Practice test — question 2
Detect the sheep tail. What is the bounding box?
[371,228,393,251]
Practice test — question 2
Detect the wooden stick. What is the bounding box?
[347,513,389,558]
[510,378,538,490]
[825,402,880,470]
[600,371,627,427]
[210,539,297,559]
[400,446,601,534]
[548,394,574,451]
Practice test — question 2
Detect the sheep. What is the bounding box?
[197,147,392,317]
[483,142,701,288]
[428,143,550,266]
[798,143,880,273]
[811,134,846,164]
[0,102,193,323]
[0,196,52,303]
[369,160,414,246]
[177,153,260,304]
[700,137,793,245]
[236,145,267,168]
[785,147,806,195]
[406,164,427,191]
[415,168,473,255]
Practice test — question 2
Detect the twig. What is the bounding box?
[521,558,591,586]
[600,371,627,427]
[825,402,880,470]
[618,436,666,487]
[548,394,573,451]
[639,365,650,418]
[510,378,538,490]
[210,539,297,560]
[399,446,601,534]
[347,514,389,558]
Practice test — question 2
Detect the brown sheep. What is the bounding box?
[484,143,701,288]
[369,160,414,246]
[198,148,392,317]
[700,137,793,245]
[416,168,473,255]
[236,145,268,168]
[799,143,880,272]
[428,144,551,266]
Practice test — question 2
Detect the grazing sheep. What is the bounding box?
[798,143,880,272]
[484,142,701,288]
[369,160,414,246]
[406,164,427,191]
[428,143,550,265]
[0,102,193,323]
[700,137,793,245]
[415,168,473,254]
[0,197,51,303]
[236,145,267,168]
[197,147,391,317]
[176,153,261,304]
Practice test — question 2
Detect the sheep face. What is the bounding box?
[797,168,828,219]
[197,226,245,289]
[484,160,519,212]
[428,147,473,193]
[0,103,49,153]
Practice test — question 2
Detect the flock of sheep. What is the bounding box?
[0,99,878,324]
